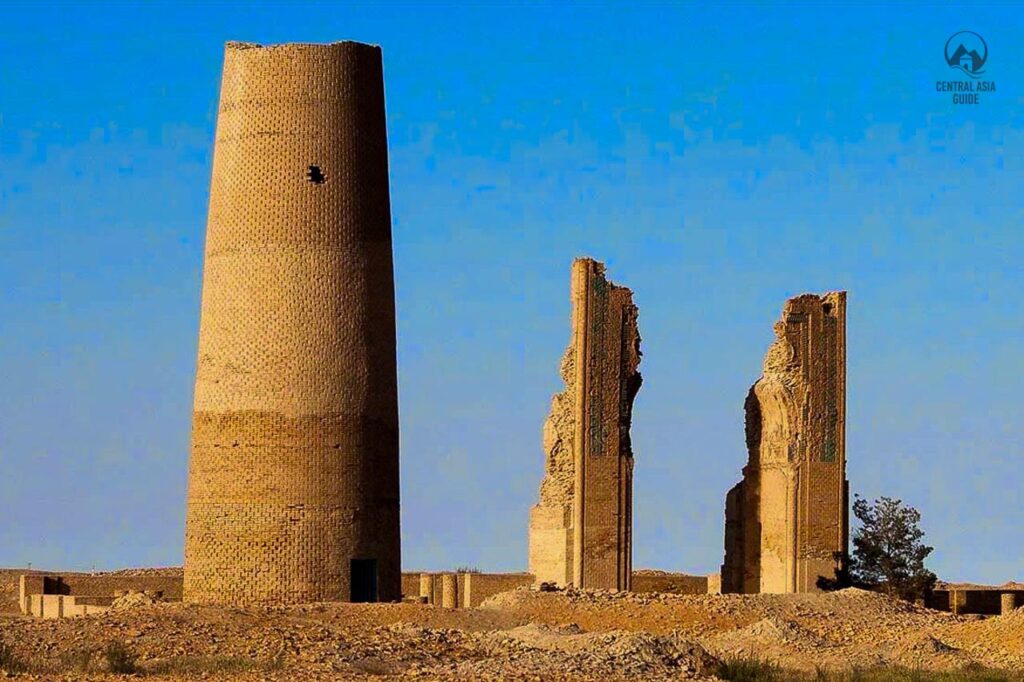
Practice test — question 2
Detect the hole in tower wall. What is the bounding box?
[306,165,326,184]
[822,302,833,315]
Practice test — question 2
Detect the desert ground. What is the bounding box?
[2,570,1024,681]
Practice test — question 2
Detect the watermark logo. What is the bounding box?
[944,31,987,78]
[936,30,995,104]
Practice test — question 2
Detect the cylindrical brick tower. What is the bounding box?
[183,41,400,605]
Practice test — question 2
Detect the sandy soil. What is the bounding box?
[1,584,1023,680]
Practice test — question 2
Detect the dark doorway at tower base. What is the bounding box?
[351,559,379,603]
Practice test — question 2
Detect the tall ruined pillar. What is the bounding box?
[419,573,435,605]
[721,292,847,594]
[184,41,400,605]
[528,258,642,591]
[440,573,458,608]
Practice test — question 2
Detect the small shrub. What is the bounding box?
[60,647,97,673]
[0,639,27,673]
[716,656,783,682]
[103,640,137,674]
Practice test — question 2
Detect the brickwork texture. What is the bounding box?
[183,41,400,605]
[722,292,848,594]
[631,572,713,595]
[528,258,641,591]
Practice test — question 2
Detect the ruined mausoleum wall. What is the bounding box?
[528,258,641,591]
[722,292,847,594]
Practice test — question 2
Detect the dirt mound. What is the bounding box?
[479,585,1001,673]
[710,615,831,652]
[4,585,1024,679]
[447,623,716,680]
[940,606,1024,669]
[477,586,537,610]
[881,632,976,671]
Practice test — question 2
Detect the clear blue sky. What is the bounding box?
[1,3,1021,584]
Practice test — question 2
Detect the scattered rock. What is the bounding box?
[111,590,157,610]
[1,585,1022,679]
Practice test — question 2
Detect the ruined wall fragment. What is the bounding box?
[721,292,847,594]
[528,258,642,590]
[721,481,746,593]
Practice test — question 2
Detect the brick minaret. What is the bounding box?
[184,41,400,604]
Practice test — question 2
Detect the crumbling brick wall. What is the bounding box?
[56,575,183,601]
[631,571,711,595]
[929,588,1024,615]
[19,572,184,615]
[184,41,400,605]
[462,572,533,607]
[528,258,641,591]
[722,292,848,594]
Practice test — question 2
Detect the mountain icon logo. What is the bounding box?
[944,31,988,78]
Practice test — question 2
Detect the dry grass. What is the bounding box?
[103,640,138,674]
[716,657,1024,682]
[0,638,28,673]
[0,638,277,677]
[145,654,283,675]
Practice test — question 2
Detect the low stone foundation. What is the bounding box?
[19,572,183,618]
[402,572,534,608]
[926,588,1024,616]
[25,593,116,619]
